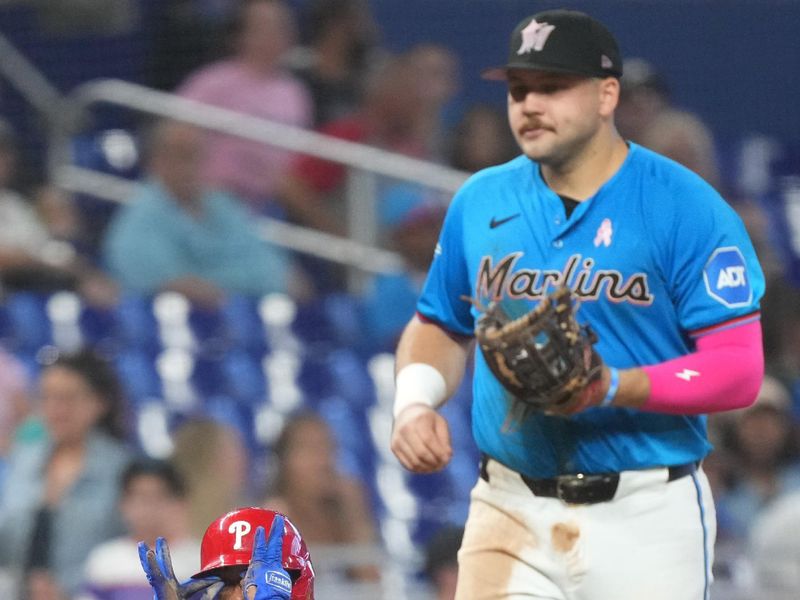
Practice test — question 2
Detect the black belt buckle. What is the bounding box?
[555,473,619,504]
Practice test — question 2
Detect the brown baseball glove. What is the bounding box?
[474,285,602,414]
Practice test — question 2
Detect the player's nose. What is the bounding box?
[520,90,546,114]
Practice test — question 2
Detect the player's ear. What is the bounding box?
[597,77,620,118]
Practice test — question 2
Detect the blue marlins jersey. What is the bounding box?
[417,143,765,478]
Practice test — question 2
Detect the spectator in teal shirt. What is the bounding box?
[103,120,300,307]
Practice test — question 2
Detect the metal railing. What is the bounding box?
[52,78,471,276]
[0,33,70,128]
[54,164,408,275]
[1,26,471,275]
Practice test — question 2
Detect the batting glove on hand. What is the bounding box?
[242,518,292,600]
[138,537,224,600]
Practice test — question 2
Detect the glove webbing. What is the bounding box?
[478,287,595,408]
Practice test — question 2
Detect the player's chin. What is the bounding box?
[518,140,554,162]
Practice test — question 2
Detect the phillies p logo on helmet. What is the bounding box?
[194,507,315,599]
[228,520,252,550]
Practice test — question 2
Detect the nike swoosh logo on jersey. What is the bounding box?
[490,213,521,229]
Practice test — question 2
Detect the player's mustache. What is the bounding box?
[519,120,554,132]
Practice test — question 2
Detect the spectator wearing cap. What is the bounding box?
[616,57,721,188]
[360,183,447,351]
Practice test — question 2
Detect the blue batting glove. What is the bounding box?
[138,537,224,600]
[242,518,292,600]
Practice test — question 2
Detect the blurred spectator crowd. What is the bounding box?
[0,1,798,599]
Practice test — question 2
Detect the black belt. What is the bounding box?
[479,454,697,505]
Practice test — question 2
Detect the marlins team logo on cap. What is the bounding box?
[483,9,623,81]
[517,19,556,54]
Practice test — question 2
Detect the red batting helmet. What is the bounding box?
[192,507,314,600]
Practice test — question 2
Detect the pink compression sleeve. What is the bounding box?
[640,318,764,414]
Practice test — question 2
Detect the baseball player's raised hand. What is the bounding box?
[391,404,453,473]
[242,519,293,600]
[138,537,224,600]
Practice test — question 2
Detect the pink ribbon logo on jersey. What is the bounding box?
[594,218,613,247]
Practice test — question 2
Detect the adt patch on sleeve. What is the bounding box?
[703,247,752,307]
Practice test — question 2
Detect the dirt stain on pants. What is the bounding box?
[551,521,580,553]
[455,499,539,599]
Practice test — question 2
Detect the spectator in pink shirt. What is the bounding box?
[178,0,313,214]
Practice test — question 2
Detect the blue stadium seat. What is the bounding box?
[406,469,453,506]
[204,394,259,455]
[221,349,267,404]
[3,292,53,352]
[296,353,334,407]
[318,396,377,487]
[187,304,228,352]
[114,294,160,352]
[291,293,368,350]
[79,302,119,348]
[190,352,231,398]
[117,292,233,354]
[221,294,269,354]
[113,348,162,408]
[296,348,377,410]
[320,293,364,348]
[0,302,12,346]
[326,348,377,409]
[292,299,334,345]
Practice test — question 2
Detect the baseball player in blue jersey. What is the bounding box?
[390,9,765,600]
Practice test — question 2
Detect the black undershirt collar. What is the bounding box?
[559,195,580,219]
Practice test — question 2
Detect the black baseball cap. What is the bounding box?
[482,9,622,81]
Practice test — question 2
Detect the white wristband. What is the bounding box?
[393,363,447,418]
